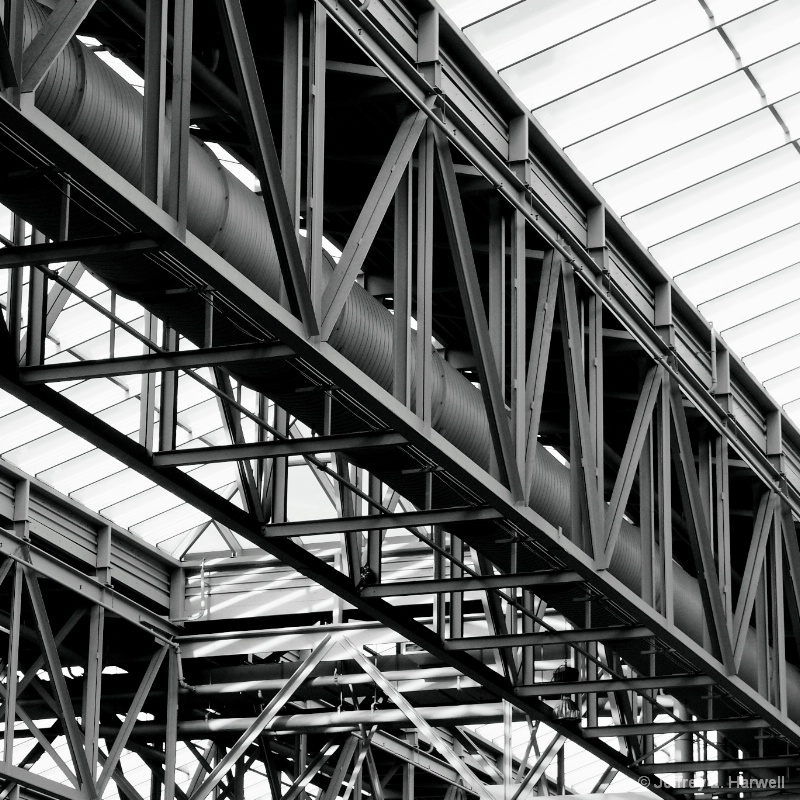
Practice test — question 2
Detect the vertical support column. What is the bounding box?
[306,2,327,316]
[714,343,732,414]
[4,563,22,764]
[159,326,178,451]
[142,0,168,204]
[715,437,732,623]
[402,732,415,800]
[367,474,382,583]
[26,232,47,367]
[13,478,30,540]
[587,205,605,509]
[654,282,674,348]
[771,525,787,712]
[416,10,440,87]
[169,567,186,622]
[450,535,463,639]
[433,526,445,635]
[272,406,289,524]
[509,115,528,482]
[282,0,303,225]
[415,120,434,428]
[83,603,104,780]
[97,525,112,585]
[521,590,534,684]
[488,200,504,480]
[139,312,158,450]
[8,216,24,363]
[164,647,179,800]
[393,169,411,406]
[168,0,193,236]
[657,385,673,624]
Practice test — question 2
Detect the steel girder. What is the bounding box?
[1,0,800,797]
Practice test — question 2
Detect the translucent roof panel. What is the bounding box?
[441,0,800,424]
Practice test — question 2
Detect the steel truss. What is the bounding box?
[0,0,799,798]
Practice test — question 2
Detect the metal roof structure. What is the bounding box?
[1,0,800,799]
[441,0,800,413]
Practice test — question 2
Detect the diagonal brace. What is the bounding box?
[321,109,427,338]
[433,126,522,499]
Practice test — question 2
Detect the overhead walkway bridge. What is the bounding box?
[0,0,798,797]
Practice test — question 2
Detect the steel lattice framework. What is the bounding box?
[0,0,798,799]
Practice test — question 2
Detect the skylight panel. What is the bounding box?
[461,0,647,71]
[536,33,735,146]
[3,427,93,477]
[720,298,800,356]
[502,0,709,109]
[649,182,800,273]
[72,469,153,510]
[567,72,761,181]
[624,145,800,245]
[674,223,800,298]
[749,45,800,103]
[704,0,775,25]
[596,109,786,213]
[698,261,800,331]
[440,0,520,29]
[723,0,800,65]
[38,449,127,494]
[775,93,800,137]
[763,367,800,405]
[745,332,800,379]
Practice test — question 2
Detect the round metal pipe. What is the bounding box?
[100,703,519,737]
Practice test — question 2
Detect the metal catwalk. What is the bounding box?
[0,0,798,798]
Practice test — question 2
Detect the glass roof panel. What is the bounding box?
[596,109,786,214]
[566,72,761,181]
[744,332,800,380]
[500,0,709,109]
[674,223,800,298]
[775,93,800,136]
[536,33,735,146]
[463,0,647,71]
[718,298,800,356]
[623,145,800,245]
[763,367,800,405]
[442,0,522,29]
[2,427,94,476]
[705,0,774,25]
[649,182,800,274]
[699,261,800,331]
[36,448,127,494]
[749,45,800,102]
[723,0,800,65]
[71,468,153,510]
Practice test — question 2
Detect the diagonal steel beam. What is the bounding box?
[22,567,96,797]
[559,266,604,559]
[281,739,339,800]
[96,646,167,796]
[340,636,495,800]
[0,16,17,89]
[433,126,522,500]
[187,634,337,800]
[320,108,427,338]
[602,364,663,568]
[21,0,98,92]
[214,0,318,335]
[733,491,776,669]
[669,382,735,671]
[523,249,561,501]
[512,734,565,800]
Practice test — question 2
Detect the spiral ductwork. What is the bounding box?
[3,0,796,737]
